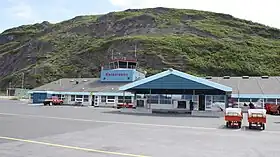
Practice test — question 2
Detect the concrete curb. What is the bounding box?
[0,96,16,99]
[191,111,224,118]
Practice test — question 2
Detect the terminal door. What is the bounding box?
[199,95,206,111]
[136,99,147,108]
[177,101,187,109]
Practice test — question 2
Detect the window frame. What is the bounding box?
[101,96,106,102]
[71,95,75,101]
[118,96,132,103]
[147,95,159,104]
[83,95,89,102]
[107,96,115,103]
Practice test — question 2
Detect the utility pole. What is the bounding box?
[8,82,11,96]
[21,72,24,89]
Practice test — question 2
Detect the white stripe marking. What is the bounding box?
[0,112,280,134]
[0,112,217,130]
[0,136,150,157]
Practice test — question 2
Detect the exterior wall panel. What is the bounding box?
[32,93,48,103]
[134,74,215,90]
[100,69,136,82]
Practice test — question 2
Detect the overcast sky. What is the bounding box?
[1,0,280,33]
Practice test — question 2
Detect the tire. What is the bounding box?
[249,123,252,129]
[226,122,229,128]
[238,122,242,129]
[262,124,265,130]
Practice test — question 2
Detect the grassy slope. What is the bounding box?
[0,8,280,89]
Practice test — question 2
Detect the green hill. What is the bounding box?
[0,7,280,89]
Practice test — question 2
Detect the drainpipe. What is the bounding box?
[237,79,240,108]
[134,92,137,108]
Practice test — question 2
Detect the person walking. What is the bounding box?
[189,100,194,111]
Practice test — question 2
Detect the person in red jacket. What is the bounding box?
[189,100,194,111]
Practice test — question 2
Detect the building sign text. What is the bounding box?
[105,73,129,76]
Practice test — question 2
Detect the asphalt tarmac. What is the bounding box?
[1,99,280,157]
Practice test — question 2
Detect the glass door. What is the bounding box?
[136,99,147,108]
[192,95,199,111]
[205,95,212,111]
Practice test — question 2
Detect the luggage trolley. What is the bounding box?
[248,109,266,130]
[225,108,243,128]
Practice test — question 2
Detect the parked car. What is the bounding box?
[117,102,135,109]
[43,96,63,106]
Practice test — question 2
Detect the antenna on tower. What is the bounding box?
[134,44,139,69]
[134,44,137,59]
[111,49,114,60]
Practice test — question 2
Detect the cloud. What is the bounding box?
[109,0,280,29]
[6,0,34,20]
[10,3,32,19]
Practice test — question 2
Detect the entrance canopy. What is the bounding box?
[119,68,232,94]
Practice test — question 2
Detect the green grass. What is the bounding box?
[113,11,145,21]
[10,97,19,100]
[1,7,280,89]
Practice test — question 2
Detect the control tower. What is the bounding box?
[100,55,146,82]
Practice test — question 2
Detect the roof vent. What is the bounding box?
[242,76,249,79]
[223,76,230,79]
[261,76,269,79]
[205,76,212,79]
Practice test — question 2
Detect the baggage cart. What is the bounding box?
[225,108,243,128]
[248,109,266,130]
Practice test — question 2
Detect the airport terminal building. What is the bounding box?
[28,59,144,107]
[28,59,280,111]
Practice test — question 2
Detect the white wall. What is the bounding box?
[64,95,91,106]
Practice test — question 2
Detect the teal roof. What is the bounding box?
[28,91,90,95]
[28,90,134,96]
[119,68,232,92]
[231,94,280,99]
